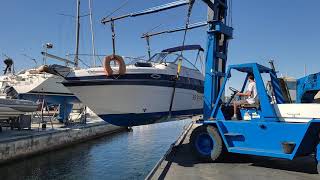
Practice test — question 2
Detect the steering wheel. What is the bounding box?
[229,87,239,94]
[226,87,240,106]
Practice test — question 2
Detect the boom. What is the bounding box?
[101,0,190,24]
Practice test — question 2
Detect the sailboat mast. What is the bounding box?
[74,0,80,67]
[89,0,97,67]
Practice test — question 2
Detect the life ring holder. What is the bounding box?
[103,55,126,76]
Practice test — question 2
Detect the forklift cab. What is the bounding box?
[210,63,285,121]
[193,63,320,170]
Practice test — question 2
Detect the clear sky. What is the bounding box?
[0,0,319,78]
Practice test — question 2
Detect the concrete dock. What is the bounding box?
[147,123,319,180]
[0,118,125,164]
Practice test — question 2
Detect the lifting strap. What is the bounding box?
[168,0,195,117]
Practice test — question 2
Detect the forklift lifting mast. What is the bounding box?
[189,0,320,174]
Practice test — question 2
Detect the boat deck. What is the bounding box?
[147,122,319,180]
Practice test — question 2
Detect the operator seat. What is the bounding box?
[240,101,260,110]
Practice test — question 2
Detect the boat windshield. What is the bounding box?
[148,52,203,72]
[148,52,177,64]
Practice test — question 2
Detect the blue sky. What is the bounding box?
[0,0,319,78]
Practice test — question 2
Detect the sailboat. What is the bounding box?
[0,0,91,123]
[0,58,79,122]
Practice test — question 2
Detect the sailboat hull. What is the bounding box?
[1,72,80,122]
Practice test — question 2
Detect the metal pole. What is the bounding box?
[89,0,97,67]
[44,47,47,65]
[74,0,80,67]
[111,19,116,56]
[146,35,151,59]
[269,60,276,72]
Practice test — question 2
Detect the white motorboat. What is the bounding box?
[0,66,79,122]
[1,68,73,97]
[0,97,38,120]
[62,45,205,126]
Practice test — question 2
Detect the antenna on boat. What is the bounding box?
[141,21,208,59]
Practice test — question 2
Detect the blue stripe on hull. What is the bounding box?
[64,73,204,93]
[98,109,202,127]
[64,79,203,93]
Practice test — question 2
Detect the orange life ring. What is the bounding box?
[103,55,126,76]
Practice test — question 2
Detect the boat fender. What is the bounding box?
[103,55,126,76]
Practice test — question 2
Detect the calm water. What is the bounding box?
[0,120,191,180]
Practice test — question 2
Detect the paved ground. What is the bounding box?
[151,124,319,180]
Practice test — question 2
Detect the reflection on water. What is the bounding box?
[0,120,191,180]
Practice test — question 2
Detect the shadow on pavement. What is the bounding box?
[158,141,318,179]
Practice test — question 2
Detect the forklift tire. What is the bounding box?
[190,125,224,162]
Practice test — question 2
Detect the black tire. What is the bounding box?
[190,125,225,162]
[317,162,320,174]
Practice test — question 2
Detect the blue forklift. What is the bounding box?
[189,0,320,174]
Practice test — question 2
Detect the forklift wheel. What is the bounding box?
[190,125,224,162]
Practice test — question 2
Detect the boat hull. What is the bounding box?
[65,83,203,126]
[2,72,80,122]
[0,99,38,120]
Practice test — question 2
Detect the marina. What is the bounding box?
[0,120,191,180]
[0,118,125,164]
